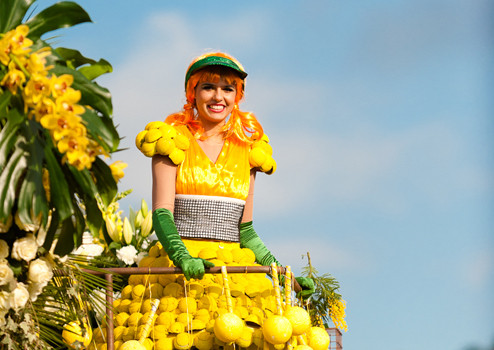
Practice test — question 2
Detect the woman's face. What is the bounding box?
[194,77,236,127]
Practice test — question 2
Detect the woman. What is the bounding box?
[138,51,313,295]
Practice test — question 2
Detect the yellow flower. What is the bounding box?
[29,97,55,122]
[110,160,127,182]
[25,48,51,75]
[40,111,82,135]
[23,73,51,106]
[0,62,26,94]
[55,88,85,115]
[50,74,74,98]
[0,25,32,65]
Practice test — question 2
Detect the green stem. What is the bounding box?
[307,251,313,279]
[9,53,31,79]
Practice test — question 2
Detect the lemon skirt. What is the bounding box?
[90,240,312,350]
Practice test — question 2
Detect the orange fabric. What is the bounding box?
[175,125,251,201]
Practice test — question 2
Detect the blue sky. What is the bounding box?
[34,0,493,349]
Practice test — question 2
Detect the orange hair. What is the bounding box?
[165,52,263,143]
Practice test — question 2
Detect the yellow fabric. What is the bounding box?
[174,125,251,200]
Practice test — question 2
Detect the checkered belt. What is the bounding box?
[174,194,245,242]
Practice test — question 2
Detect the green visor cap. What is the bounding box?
[185,55,247,89]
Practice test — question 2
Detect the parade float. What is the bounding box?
[0,1,346,349]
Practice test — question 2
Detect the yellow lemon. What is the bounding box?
[283,306,311,336]
[155,336,174,350]
[121,285,134,299]
[178,297,197,314]
[92,327,107,343]
[62,321,92,348]
[140,141,156,157]
[135,130,148,149]
[194,330,214,350]
[213,312,244,343]
[118,299,132,313]
[174,332,194,350]
[129,301,142,315]
[187,282,204,299]
[132,284,146,300]
[115,312,130,327]
[241,248,256,264]
[163,282,184,298]
[260,156,274,173]
[120,340,146,350]
[114,325,126,340]
[145,128,162,143]
[142,337,154,350]
[206,284,222,299]
[169,148,185,165]
[156,311,175,328]
[198,247,217,260]
[249,147,267,168]
[169,322,185,334]
[231,248,245,263]
[145,121,166,130]
[262,315,293,345]
[159,124,177,138]
[176,312,192,325]
[159,274,176,287]
[140,299,153,314]
[195,309,210,323]
[189,319,206,331]
[122,326,137,341]
[216,249,233,264]
[235,326,254,348]
[308,327,330,350]
[128,275,142,285]
[145,283,164,299]
[159,296,178,312]
[127,312,143,328]
[138,256,155,268]
[173,133,190,150]
[140,312,157,327]
[156,137,175,156]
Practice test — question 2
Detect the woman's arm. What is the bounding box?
[152,155,177,212]
[241,170,256,222]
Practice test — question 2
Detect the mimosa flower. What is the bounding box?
[110,160,127,182]
[0,63,26,94]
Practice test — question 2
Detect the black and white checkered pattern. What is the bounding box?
[174,194,245,242]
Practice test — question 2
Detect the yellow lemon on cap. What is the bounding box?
[308,327,330,350]
[283,306,311,336]
[62,321,92,348]
[120,340,146,350]
[262,315,293,345]
[214,312,244,343]
[174,332,194,350]
[194,330,214,350]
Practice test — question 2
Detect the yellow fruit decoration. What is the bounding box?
[249,147,267,168]
[159,124,177,138]
[235,326,254,348]
[194,331,214,350]
[114,325,126,340]
[62,321,92,349]
[262,315,293,345]
[145,128,162,143]
[145,121,166,130]
[139,141,156,157]
[283,306,311,336]
[155,336,174,350]
[119,340,146,350]
[307,327,330,350]
[156,137,175,155]
[174,332,194,350]
[178,297,197,314]
[173,133,190,150]
[214,312,244,343]
[135,130,147,149]
[169,148,185,165]
[115,312,130,327]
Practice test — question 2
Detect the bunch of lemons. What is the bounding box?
[135,122,190,164]
[89,242,329,350]
[249,134,276,174]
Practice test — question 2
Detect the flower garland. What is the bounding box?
[0,25,105,170]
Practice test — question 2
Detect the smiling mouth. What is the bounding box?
[208,104,225,112]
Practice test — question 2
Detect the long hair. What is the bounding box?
[165,52,263,143]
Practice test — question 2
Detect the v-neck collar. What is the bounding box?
[186,126,229,166]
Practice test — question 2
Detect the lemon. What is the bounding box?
[135,130,148,149]
[127,312,143,327]
[156,311,175,328]
[120,340,146,350]
[260,156,274,173]
[178,297,197,314]
[169,148,185,165]
[128,275,142,285]
[159,296,178,312]
[163,282,184,298]
[308,327,330,350]
[140,141,156,157]
[283,306,311,336]
[188,319,206,331]
[176,312,192,325]
[155,336,174,350]
[92,327,107,343]
[173,133,190,150]
[194,330,214,350]
[262,315,293,345]
[206,284,222,299]
[145,283,164,299]
[216,249,233,264]
[188,282,204,299]
[174,332,194,350]
[115,312,130,327]
[122,326,137,341]
[140,312,157,327]
[62,321,92,348]
[159,275,176,287]
[121,285,134,299]
[249,147,267,168]
[195,309,210,323]
[142,337,154,350]
[129,301,142,315]
[156,137,175,156]
[132,284,146,300]
[241,248,256,264]
[198,247,217,260]
[138,256,155,268]
[159,124,177,138]
[214,312,244,343]
[145,121,166,130]
[169,322,185,334]
[145,128,162,143]
[114,325,126,340]
[235,326,254,348]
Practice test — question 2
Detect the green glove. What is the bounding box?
[295,276,315,299]
[239,221,281,266]
[152,208,214,280]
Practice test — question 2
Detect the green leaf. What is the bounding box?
[53,215,78,256]
[51,64,112,118]
[0,108,24,172]
[44,144,74,221]
[81,108,119,152]
[42,209,60,251]
[91,157,117,207]
[54,47,98,68]
[17,120,48,227]
[108,241,121,251]
[68,165,98,197]
[78,58,113,80]
[0,139,27,219]
[85,196,103,238]
[0,0,34,33]
[26,1,92,40]
[0,89,12,113]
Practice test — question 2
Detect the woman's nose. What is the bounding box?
[212,88,223,101]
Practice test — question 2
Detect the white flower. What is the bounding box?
[28,282,47,302]
[0,260,14,286]
[10,282,29,310]
[0,240,9,259]
[28,258,53,285]
[0,291,11,310]
[11,234,38,262]
[73,243,104,258]
[116,245,138,265]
